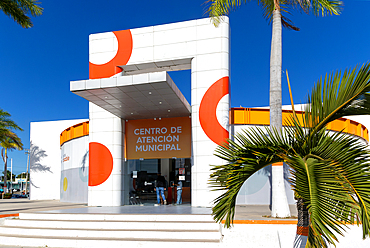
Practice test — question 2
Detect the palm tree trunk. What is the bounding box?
[2,149,8,193]
[293,198,309,248]
[270,8,291,218]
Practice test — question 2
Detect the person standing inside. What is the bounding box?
[164,176,168,204]
[176,176,183,205]
[154,173,166,206]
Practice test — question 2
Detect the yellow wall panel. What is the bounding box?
[230,108,368,141]
[60,121,89,146]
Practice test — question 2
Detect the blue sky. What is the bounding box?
[1,1,369,175]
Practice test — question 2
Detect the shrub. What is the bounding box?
[4,193,12,199]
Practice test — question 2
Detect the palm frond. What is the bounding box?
[205,0,342,31]
[0,0,43,28]
[0,134,23,151]
[212,126,293,226]
[284,119,370,247]
[306,63,370,135]
[307,0,342,16]
[205,0,248,26]
[0,109,23,132]
[0,109,23,150]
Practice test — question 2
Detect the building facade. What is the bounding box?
[29,18,369,208]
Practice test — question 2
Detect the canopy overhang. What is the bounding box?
[70,71,190,120]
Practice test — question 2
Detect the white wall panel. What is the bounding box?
[195,53,228,72]
[153,27,197,46]
[90,35,117,54]
[111,190,125,206]
[196,38,223,55]
[196,22,228,40]
[111,159,123,175]
[89,32,116,41]
[193,140,218,156]
[89,118,114,133]
[60,135,89,203]
[153,42,196,61]
[70,80,86,91]
[128,47,154,64]
[100,78,117,88]
[216,94,230,131]
[153,19,197,32]
[195,125,211,142]
[30,119,88,201]
[88,190,113,206]
[85,79,101,89]
[130,26,154,35]
[132,74,150,84]
[191,69,229,89]
[89,132,113,145]
[88,102,125,206]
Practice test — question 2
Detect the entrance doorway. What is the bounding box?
[125,158,191,205]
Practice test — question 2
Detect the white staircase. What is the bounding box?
[0,212,222,248]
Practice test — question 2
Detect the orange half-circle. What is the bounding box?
[199,77,229,146]
[89,29,133,79]
[89,142,113,186]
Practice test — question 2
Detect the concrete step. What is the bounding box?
[0,212,223,247]
[19,212,214,222]
[0,226,221,241]
[4,219,219,231]
[0,234,222,248]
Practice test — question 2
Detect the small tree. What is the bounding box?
[211,63,370,247]
[2,170,15,181]
[16,172,29,180]
[1,170,14,181]
[1,135,23,193]
[1,110,23,193]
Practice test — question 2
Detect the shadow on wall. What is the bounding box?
[29,141,51,188]
[79,150,89,183]
[81,150,88,172]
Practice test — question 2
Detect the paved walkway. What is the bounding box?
[0,199,87,217]
[0,198,297,220]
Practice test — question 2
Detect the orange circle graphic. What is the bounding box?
[199,77,229,146]
[89,29,133,79]
[88,142,113,186]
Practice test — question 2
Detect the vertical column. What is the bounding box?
[88,102,125,206]
[271,162,291,217]
[191,18,230,207]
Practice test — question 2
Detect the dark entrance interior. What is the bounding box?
[125,158,191,205]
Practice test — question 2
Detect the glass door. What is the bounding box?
[125,158,191,205]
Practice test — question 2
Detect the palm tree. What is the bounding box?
[1,135,23,193]
[0,109,23,138]
[205,0,342,218]
[210,63,370,247]
[1,170,15,182]
[0,0,43,28]
[0,109,23,193]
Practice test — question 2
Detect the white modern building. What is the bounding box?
[29,17,369,209]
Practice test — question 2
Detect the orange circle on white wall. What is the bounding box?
[88,142,113,186]
[199,77,230,146]
[89,30,133,79]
